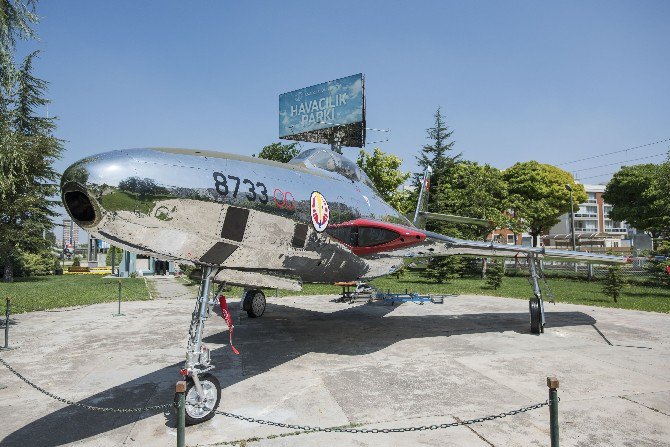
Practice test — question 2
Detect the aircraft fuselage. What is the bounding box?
[61,148,417,286]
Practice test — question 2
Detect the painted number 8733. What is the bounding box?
[212,172,268,204]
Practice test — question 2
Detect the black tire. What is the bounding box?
[244,289,266,318]
[183,373,221,425]
[529,297,541,335]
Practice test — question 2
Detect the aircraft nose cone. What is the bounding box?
[60,150,134,228]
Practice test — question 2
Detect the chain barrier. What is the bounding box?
[1,355,549,432]
[0,356,173,413]
[215,401,548,433]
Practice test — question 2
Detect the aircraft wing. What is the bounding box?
[411,230,626,264]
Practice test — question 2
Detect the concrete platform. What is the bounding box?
[0,293,668,446]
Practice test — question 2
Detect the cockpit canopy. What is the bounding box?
[289,148,377,191]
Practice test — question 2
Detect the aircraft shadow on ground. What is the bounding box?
[2,302,596,446]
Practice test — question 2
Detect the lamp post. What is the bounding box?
[565,184,577,251]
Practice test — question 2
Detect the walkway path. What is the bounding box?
[144,275,195,300]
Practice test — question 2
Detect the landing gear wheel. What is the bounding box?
[184,373,221,425]
[529,297,541,335]
[243,290,266,318]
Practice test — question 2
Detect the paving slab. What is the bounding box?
[0,293,668,446]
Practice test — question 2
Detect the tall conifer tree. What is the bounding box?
[0,0,62,282]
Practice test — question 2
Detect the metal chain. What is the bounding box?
[0,355,548,430]
[0,356,173,413]
[215,401,548,433]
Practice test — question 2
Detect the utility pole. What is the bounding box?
[565,185,577,251]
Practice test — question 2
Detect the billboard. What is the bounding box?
[279,73,365,148]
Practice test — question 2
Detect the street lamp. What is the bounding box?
[565,184,577,251]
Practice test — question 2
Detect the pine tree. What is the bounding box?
[602,265,626,303]
[417,107,460,174]
[422,256,463,284]
[485,259,504,290]
[0,1,62,282]
[413,107,461,229]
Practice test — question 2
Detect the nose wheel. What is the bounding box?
[184,373,221,425]
[243,289,266,318]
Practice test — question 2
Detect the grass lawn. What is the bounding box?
[368,272,670,313]
[0,275,150,314]
[181,270,670,314]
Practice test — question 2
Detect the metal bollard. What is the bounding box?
[114,280,124,316]
[176,380,186,447]
[1,296,17,350]
[2,297,11,350]
[547,376,559,447]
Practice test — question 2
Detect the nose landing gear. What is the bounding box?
[181,265,222,425]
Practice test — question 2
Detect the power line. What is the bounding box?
[571,152,666,173]
[577,172,617,181]
[556,138,670,167]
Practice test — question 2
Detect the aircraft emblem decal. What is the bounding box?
[310,191,329,233]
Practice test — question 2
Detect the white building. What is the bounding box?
[546,184,634,251]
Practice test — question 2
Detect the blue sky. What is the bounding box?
[20,1,670,197]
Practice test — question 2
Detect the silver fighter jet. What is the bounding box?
[60,146,623,423]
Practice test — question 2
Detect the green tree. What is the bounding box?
[604,163,669,239]
[422,256,462,284]
[0,0,38,55]
[0,0,62,282]
[485,259,504,290]
[357,147,411,213]
[256,142,300,163]
[503,161,585,247]
[413,107,461,224]
[417,107,460,175]
[105,246,123,267]
[432,161,510,240]
[602,265,626,303]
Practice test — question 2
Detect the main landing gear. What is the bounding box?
[180,267,267,424]
[242,289,266,318]
[528,254,545,335]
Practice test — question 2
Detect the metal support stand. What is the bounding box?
[528,254,546,333]
[175,381,186,447]
[547,376,560,447]
[1,297,16,351]
[184,266,218,377]
[113,280,124,316]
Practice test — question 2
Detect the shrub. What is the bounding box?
[602,265,626,302]
[72,256,81,267]
[486,259,504,290]
[421,256,463,284]
[105,246,123,267]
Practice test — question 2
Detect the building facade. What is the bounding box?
[62,219,80,247]
[545,184,634,252]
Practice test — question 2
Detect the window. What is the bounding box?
[587,192,597,204]
[358,227,399,247]
[576,220,598,232]
[603,206,612,218]
[326,225,399,247]
[507,234,515,244]
[575,205,598,218]
[326,226,356,246]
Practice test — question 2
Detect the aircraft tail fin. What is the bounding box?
[411,167,493,229]
[412,167,432,228]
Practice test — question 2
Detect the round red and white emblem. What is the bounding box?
[310,191,329,233]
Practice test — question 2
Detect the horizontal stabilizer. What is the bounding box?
[419,211,493,227]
